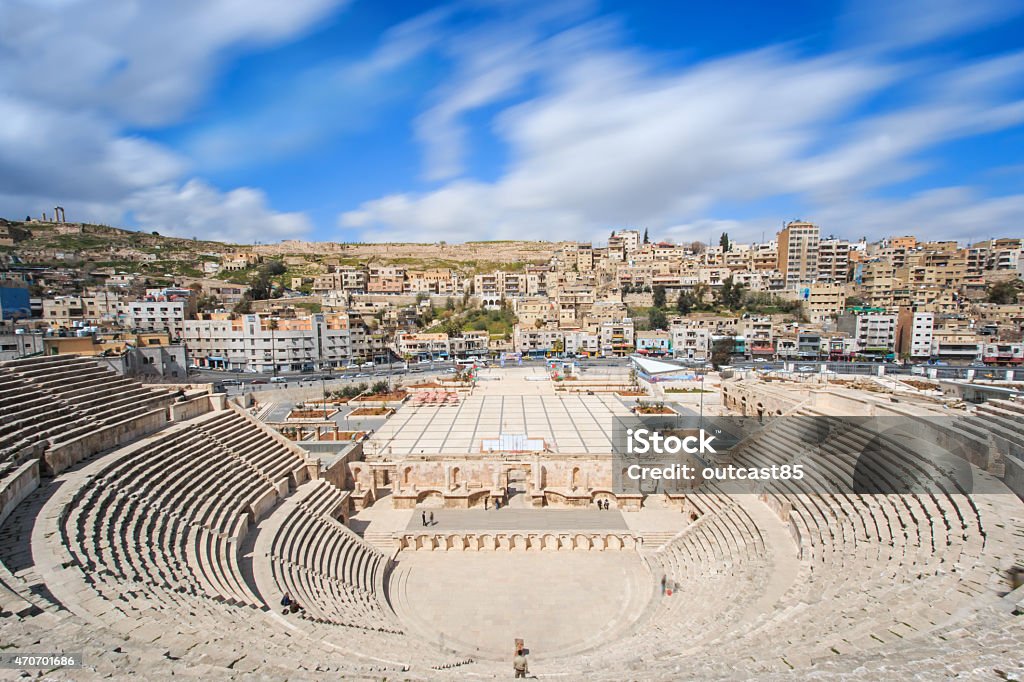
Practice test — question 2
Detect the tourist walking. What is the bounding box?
[661,575,666,595]
[429,511,435,526]
[421,511,427,527]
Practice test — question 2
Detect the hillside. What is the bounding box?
[2,220,559,275]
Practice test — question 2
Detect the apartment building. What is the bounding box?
[816,238,850,284]
[405,269,460,295]
[367,265,406,294]
[599,319,635,357]
[514,326,564,354]
[576,244,594,272]
[930,331,982,365]
[221,252,260,271]
[396,333,450,359]
[896,310,934,360]
[127,287,196,336]
[563,329,600,356]
[182,313,352,372]
[669,321,711,362]
[635,330,671,356]
[982,342,1024,366]
[313,266,367,294]
[742,315,774,358]
[450,331,489,356]
[473,271,535,303]
[840,312,897,359]
[804,282,847,323]
[751,242,778,271]
[777,220,820,287]
[42,295,85,327]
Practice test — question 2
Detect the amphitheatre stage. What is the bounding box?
[0,354,1023,679]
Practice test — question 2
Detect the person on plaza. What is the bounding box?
[661,575,667,595]
[513,649,529,678]
[429,511,435,526]
[421,510,427,526]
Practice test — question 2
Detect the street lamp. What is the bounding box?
[321,371,329,420]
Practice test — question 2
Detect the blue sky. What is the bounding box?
[1,0,1023,245]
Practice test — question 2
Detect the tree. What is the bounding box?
[692,283,711,310]
[442,318,463,339]
[987,280,1021,305]
[643,228,649,244]
[719,232,731,253]
[263,260,286,276]
[648,307,668,330]
[717,276,746,310]
[553,338,565,354]
[233,293,253,315]
[711,336,734,370]
[676,291,694,316]
[652,285,667,308]
[689,241,706,255]
[197,294,221,313]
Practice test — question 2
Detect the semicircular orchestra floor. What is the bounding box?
[388,551,653,660]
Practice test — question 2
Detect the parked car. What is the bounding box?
[251,379,268,385]
[270,376,287,383]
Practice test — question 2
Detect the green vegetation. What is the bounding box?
[711,336,734,370]
[332,383,369,399]
[427,304,518,337]
[987,280,1022,304]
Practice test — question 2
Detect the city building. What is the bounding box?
[777,220,820,287]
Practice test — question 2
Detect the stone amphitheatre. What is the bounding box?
[1,355,1023,680]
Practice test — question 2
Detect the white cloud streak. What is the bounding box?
[342,1,1024,244]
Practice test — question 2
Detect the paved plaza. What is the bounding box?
[368,394,631,455]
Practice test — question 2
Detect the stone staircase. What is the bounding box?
[360,529,398,553]
[638,530,678,552]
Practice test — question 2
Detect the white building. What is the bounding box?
[669,322,711,361]
[182,313,352,372]
[854,313,898,358]
[128,300,188,336]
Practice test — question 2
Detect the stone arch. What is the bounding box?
[571,467,582,489]
[574,533,590,551]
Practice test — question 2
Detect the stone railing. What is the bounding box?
[395,531,642,552]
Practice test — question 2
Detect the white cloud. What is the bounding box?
[813,187,1024,243]
[124,180,310,243]
[0,0,347,126]
[0,0,343,238]
[341,6,1024,245]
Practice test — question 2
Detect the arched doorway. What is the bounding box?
[506,467,528,507]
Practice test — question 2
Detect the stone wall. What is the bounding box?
[0,460,39,527]
[45,408,168,475]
